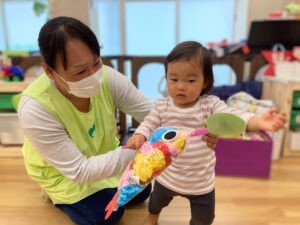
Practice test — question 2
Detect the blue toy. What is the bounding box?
[1,65,24,82]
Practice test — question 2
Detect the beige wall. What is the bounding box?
[246,0,293,31]
[48,0,91,26]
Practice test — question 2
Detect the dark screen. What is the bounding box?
[247,20,300,52]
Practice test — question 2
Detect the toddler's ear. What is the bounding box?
[200,83,208,95]
[203,81,208,90]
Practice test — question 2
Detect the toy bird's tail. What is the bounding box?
[105,192,119,220]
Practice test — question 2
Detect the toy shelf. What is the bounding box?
[0,81,29,146]
[262,77,300,157]
[0,81,30,93]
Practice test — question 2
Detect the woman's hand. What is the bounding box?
[202,133,219,149]
[126,134,146,150]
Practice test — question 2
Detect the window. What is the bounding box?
[179,0,235,43]
[0,0,248,98]
[91,0,121,55]
[0,0,48,52]
[125,1,176,55]
[91,0,247,99]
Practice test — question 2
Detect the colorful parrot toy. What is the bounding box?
[105,126,207,220]
[105,113,246,219]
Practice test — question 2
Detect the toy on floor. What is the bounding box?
[105,113,246,219]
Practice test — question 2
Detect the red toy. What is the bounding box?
[1,65,24,82]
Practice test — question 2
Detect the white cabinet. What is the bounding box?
[0,81,29,145]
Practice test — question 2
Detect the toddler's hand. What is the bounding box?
[260,108,287,131]
[202,133,219,149]
[126,134,146,150]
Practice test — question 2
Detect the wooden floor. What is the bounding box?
[1,146,300,225]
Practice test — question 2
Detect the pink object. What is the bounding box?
[139,142,154,154]
[267,11,285,19]
[189,128,208,136]
[292,46,300,61]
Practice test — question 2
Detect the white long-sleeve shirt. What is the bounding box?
[18,66,153,183]
[135,95,254,195]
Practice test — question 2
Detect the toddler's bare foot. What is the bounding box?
[141,213,159,225]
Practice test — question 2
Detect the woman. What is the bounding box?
[18,17,218,225]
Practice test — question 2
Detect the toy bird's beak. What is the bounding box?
[172,137,185,152]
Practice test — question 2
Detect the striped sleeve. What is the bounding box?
[208,95,255,124]
[134,99,163,139]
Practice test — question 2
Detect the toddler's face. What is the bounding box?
[166,58,205,108]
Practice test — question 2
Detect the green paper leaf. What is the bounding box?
[33,2,47,17]
[206,113,246,137]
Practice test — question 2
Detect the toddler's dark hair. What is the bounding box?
[164,41,214,95]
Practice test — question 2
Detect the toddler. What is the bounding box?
[127,41,286,225]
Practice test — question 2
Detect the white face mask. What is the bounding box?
[54,68,103,98]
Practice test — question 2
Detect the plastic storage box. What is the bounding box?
[215,131,272,179]
[288,130,300,151]
[0,113,23,145]
[292,91,300,108]
[290,110,300,128]
[0,93,15,111]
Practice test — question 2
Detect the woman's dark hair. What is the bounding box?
[38,16,100,70]
[164,41,214,95]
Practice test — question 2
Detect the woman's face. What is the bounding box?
[52,38,102,95]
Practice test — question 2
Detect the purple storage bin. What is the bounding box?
[215,131,273,179]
